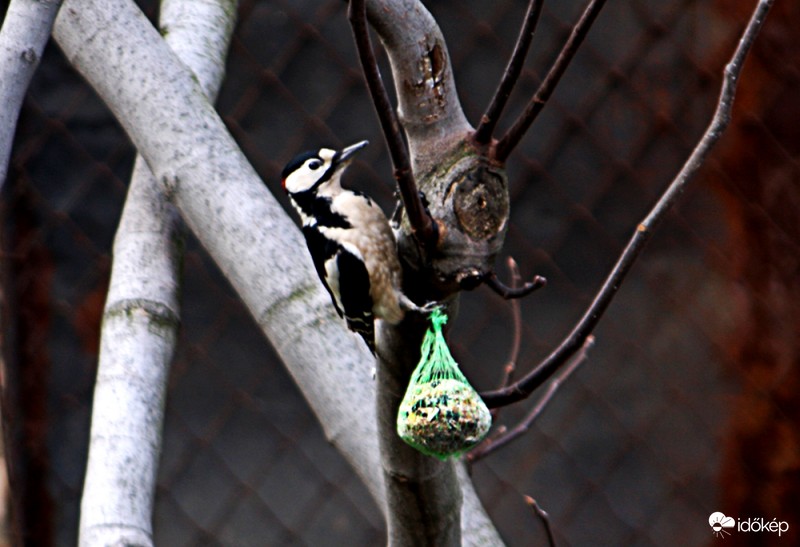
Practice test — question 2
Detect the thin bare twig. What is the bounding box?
[494,0,608,162]
[481,0,774,408]
[473,0,545,146]
[347,0,437,250]
[470,336,593,462]
[489,258,524,424]
[500,257,524,388]
[524,496,556,547]
[485,271,547,299]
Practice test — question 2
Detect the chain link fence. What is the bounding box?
[3,0,798,545]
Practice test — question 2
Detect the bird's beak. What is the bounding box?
[335,140,369,167]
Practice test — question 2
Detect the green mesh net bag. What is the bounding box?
[396,308,492,459]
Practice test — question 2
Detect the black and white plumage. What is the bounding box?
[281,140,414,353]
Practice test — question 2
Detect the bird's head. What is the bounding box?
[281,140,368,195]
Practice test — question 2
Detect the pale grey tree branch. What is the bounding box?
[366,0,472,176]
[52,0,501,544]
[0,0,63,191]
[79,1,236,545]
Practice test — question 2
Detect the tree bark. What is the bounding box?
[0,0,63,191]
[365,0,471,174]
[79,1,235,545]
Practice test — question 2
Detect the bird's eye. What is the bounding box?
[308,160,322,170]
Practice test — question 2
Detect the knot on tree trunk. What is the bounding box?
[397,145,509,299]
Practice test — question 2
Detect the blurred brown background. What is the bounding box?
[2,0,798,545]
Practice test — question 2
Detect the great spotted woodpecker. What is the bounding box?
[281,140,420,353]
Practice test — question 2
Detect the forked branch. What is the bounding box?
[481,0,774,408]
[494,0,608,162]
[347,0,437,251]
[473,0,544,146]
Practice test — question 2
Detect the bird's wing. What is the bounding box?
[332,243,375,354]
[302,225,375,353]
[302,225,343,318]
